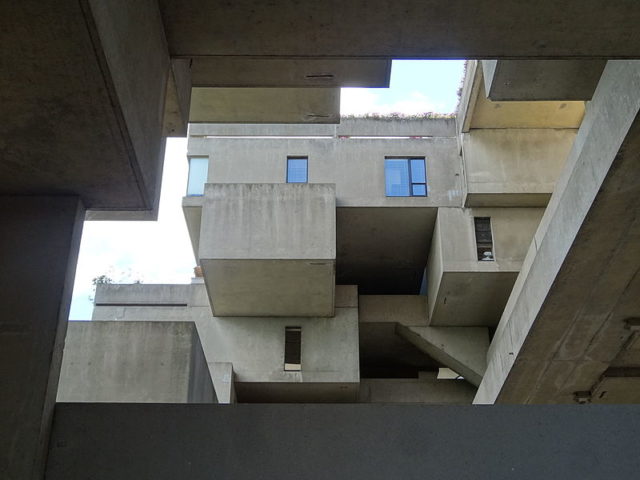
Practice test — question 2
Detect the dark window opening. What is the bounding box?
[287,157,308,183]
[385,157,427,196]
[474,217,494,261]
[284,326,302,371]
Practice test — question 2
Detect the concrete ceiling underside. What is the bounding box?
[158,0,640,57]
[336,207,437,295]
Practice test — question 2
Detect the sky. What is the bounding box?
[68,60,466,320]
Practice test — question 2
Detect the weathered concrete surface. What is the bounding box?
[191,57,391,87]
[482,60,606,101]
[199,183,335,316]
[0,2,169,217]
[462,129,576,207]
[189,87,340,124]
[162,58,192,137]
[458,62,585,132]
[0,196,84,480]
[57,321,215,403]
[427,207,544,327]
[476,61,640,404]
[92,284,360,403]
[358,296,428,326]
[182,195,203,261]
[188,117,456,138]
[47,403,640,480]
[358,374,475,404]
[396,325,489,387]
[159,0,640,57]
[95,283,192,306]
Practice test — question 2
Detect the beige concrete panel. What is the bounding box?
[396,326,490,386]
[335,285,358,308]
[359,296,428,326]
[191,57,391,87]
[202,259,335,317]
[462,129,576,203]
[466,65,585,129]
[209,362,236,404]
[57,321,215,403]
[189,87,340,124]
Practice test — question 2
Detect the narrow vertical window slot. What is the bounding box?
[284,326,302,371]
[474,217,494,261]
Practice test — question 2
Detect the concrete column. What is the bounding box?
[0,196,84,479]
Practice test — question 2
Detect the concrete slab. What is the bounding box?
[482,60,606,101]
[57,321,215,403]
[159,1,640,57]
[189,87,340,124]
[396,325,489,386]
[191,57,391,87]
[47,404,640,480]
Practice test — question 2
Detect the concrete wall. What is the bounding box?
[358,295,428,326]
[91,284,359,401]
[57,321,215,403]
[188,129,462,208]
[426,207,545,326]
[462,129,576,206]
[47,403,640,480]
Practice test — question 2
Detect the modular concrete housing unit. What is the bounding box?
[3,2,640,477]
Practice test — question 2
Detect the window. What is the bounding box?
[287,157,308,183]
[284,326,302,371]
[186,156,208,196]
[385,158,427,196]
[474,217,494,261]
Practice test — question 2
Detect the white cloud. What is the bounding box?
[341,89,445,115]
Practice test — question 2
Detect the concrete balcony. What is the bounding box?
[199,183,336,317]
[426,207,544,327]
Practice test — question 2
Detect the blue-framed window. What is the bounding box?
[186,157,208,196]
[385,157,427,197]
[287,157,308,183]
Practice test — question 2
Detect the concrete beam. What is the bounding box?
[396,325,489,387]
[209,362,236,404]
[159,1,640,58]
[163,58,193,137]
[189,87,340,124]
[47,404,640,479]
[475,61,640,404]
[191,57,391,87]
[1,1,170,217]
[482,60,606,101]
[0,196,84,480]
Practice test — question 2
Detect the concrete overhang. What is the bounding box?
[457,62,585,133]
[159,1,640,57]
[482,60,606,101]
[182,195,203,261]
[1,1,173,219]
[199,183,336,316]
[189,87,340,124]
[190,57,391,88]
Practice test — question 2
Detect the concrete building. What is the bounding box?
[3,3,640,478]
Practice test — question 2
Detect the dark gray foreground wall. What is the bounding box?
[47,404,640,480]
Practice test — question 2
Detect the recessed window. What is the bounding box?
[186,157,208,196]
[474,217,494,261]
[284,326,302,371]
[287,157,308,183]
[385,157,427,196]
